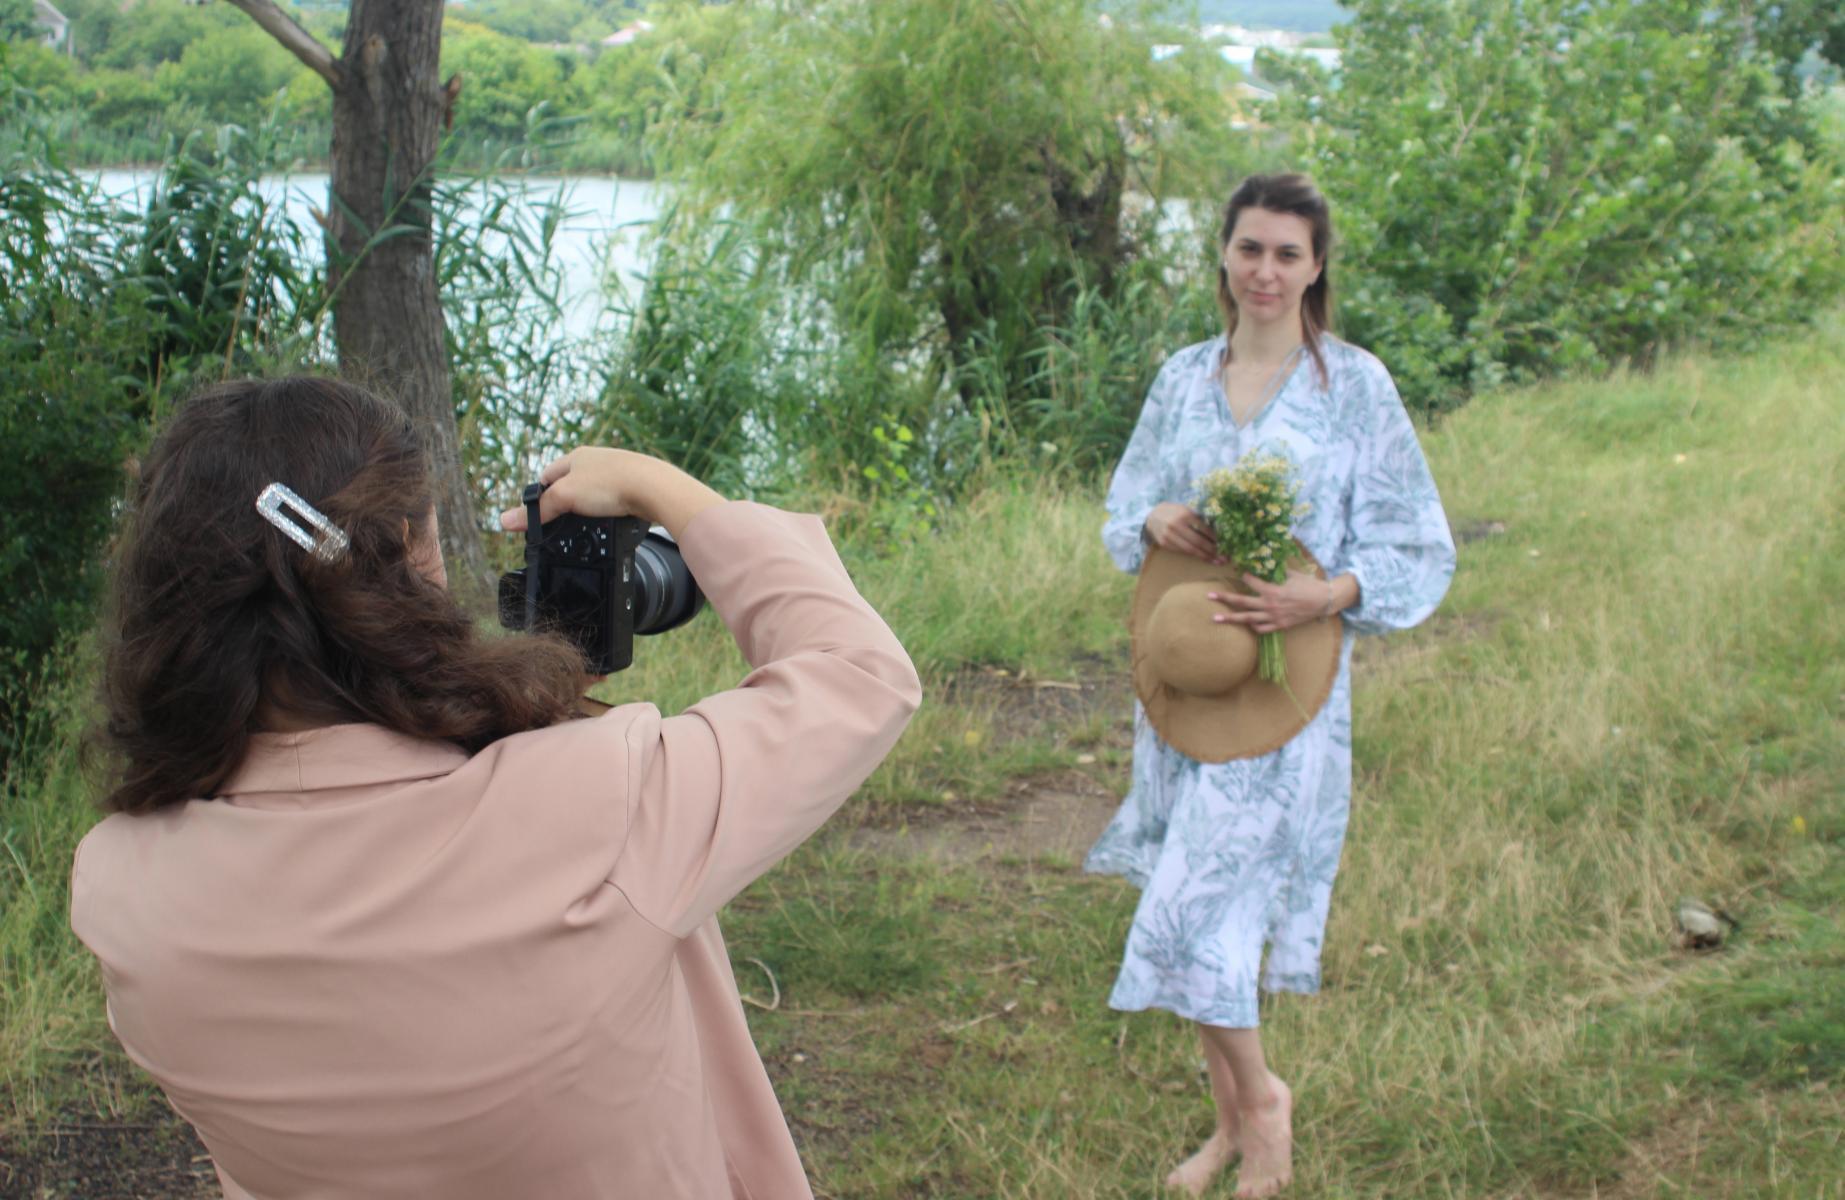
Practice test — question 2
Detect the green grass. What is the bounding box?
[4,317,1843,1195]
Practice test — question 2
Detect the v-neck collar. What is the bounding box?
[218,723,470,797]
[1218,339,1305,431]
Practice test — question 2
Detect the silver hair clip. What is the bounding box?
[255,482,350,564]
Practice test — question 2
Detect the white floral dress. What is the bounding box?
[1085,334,1456,1027]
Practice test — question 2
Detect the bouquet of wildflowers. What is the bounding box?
[1196,452,1310,685]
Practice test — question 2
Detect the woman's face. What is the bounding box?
[1222,207,1322,328]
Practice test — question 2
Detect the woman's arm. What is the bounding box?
[1333,362,1456,634]
[609,503,922,937]
[503,447,922,938]
[1102,359,1184,573]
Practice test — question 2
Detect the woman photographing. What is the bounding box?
[72,376,921,1198]
[1086,174,1456,1197]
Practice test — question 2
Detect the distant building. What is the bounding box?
[1216,44,1341,74]
[1153,38,1341,79]
[33,0,69,51]
[1203,24,1302,50]
[600,20,654,49]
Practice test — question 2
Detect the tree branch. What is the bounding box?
[224,0,342,90]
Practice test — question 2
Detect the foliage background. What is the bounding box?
[625,0,1243,495]
[1270,0,1845,413]
[1,0,726,176]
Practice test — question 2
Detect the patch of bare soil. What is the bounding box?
[1,1115,217,1200]
[850,651,1136,864]
[933,649,1134,746]
[848,653,1136,860]
[850,768,1125,865]
[1452,516,1509,545]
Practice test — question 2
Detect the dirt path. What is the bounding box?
[2,1119,218,1199]
[850,767,1124,865]
[850,655,1136,865]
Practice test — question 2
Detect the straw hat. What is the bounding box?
[1130,541,1341,762]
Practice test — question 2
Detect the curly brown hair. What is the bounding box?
[96,376,587,815]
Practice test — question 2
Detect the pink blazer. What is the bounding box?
[70,502,922,1199]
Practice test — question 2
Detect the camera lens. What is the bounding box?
[631,533,704,635]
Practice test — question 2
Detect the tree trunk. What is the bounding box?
[226,0,491,605]
[327,2,488,602]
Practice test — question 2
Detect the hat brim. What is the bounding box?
[1130,542,1341,762]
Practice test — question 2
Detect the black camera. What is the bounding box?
[497,482,704,673]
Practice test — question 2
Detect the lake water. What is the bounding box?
[89,171,670,341]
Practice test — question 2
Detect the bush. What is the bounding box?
[576,2,757,179]
[591,214,804,496]
[441,21,576,146]
[0,163,144,756]
[123,124,320,392]
[0,57,318,757]
[0,41,78,107]
[152,22,302,127]
[1273,0,1845,416]
[79,65,163,135]
[628,0,1246,496]
[93,0,239,72]
[433,172,612,521]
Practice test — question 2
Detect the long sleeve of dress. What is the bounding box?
[1102,360,1182,574]
[1334,368,1456,635]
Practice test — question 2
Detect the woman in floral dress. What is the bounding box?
[1086,174,1455,1198]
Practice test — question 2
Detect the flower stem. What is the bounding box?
[1258,631,1288,685]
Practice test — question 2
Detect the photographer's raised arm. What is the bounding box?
[605,501,922,938]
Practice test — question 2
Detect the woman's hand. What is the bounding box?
[1144,503,1226,564]
[1208,571,1338,634]
[498,448,724,540]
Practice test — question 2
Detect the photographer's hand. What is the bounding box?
[497,448,724,539]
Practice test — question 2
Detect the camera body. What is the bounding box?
[497,483,703,674]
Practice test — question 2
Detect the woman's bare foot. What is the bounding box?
[1232,1075,1292,1198]
[1164,1127,1238,1196]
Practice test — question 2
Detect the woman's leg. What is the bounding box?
[1198,1024,1292,1199]
[1164,1023,1244,1194]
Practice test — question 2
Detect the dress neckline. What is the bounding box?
[1219,341,1305,431]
